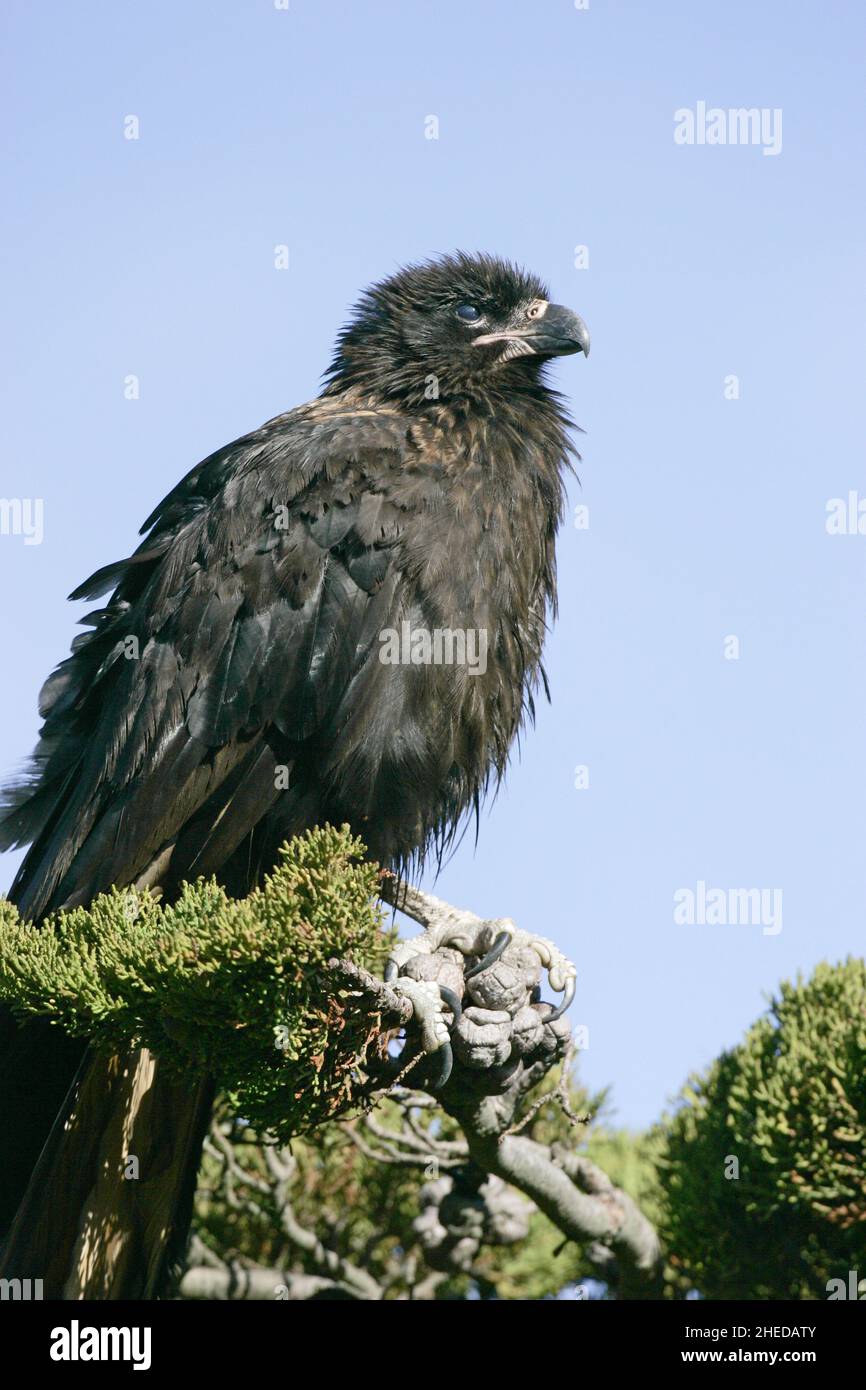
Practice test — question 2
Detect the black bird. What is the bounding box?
[0,252,589,1295]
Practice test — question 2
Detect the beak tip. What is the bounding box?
[550,306,590,360]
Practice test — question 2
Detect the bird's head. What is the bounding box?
[324,251,590,405]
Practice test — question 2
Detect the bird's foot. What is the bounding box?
[385,976,456,1088]
[383,885,576,1031]
[477,924,577,1022]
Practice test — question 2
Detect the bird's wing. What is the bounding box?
[0,404,415,918]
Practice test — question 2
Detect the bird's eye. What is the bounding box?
[455,304,482,323]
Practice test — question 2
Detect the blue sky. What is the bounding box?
[1,0,864,1129]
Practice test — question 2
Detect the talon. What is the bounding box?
[465,930,511,980]
[433,1041,453,1089]
[545,975,576,1023]
[439,985,463,1022]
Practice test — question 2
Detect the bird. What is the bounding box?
[0,251,589,1296]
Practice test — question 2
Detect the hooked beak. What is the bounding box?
[472,303,590,359]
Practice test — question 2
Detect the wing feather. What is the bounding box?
[1,407,410,917]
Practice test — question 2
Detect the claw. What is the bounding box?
[433,1041,453,1089]
[465,930,511,980]
[438,985,463,1023]
[545,975,576,1023]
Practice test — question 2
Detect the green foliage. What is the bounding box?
[0,825,393,1139]
[657,958,866,1299]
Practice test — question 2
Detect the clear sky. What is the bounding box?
[1,0,864,1130]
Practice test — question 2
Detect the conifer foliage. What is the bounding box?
[0,825,392,1139]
